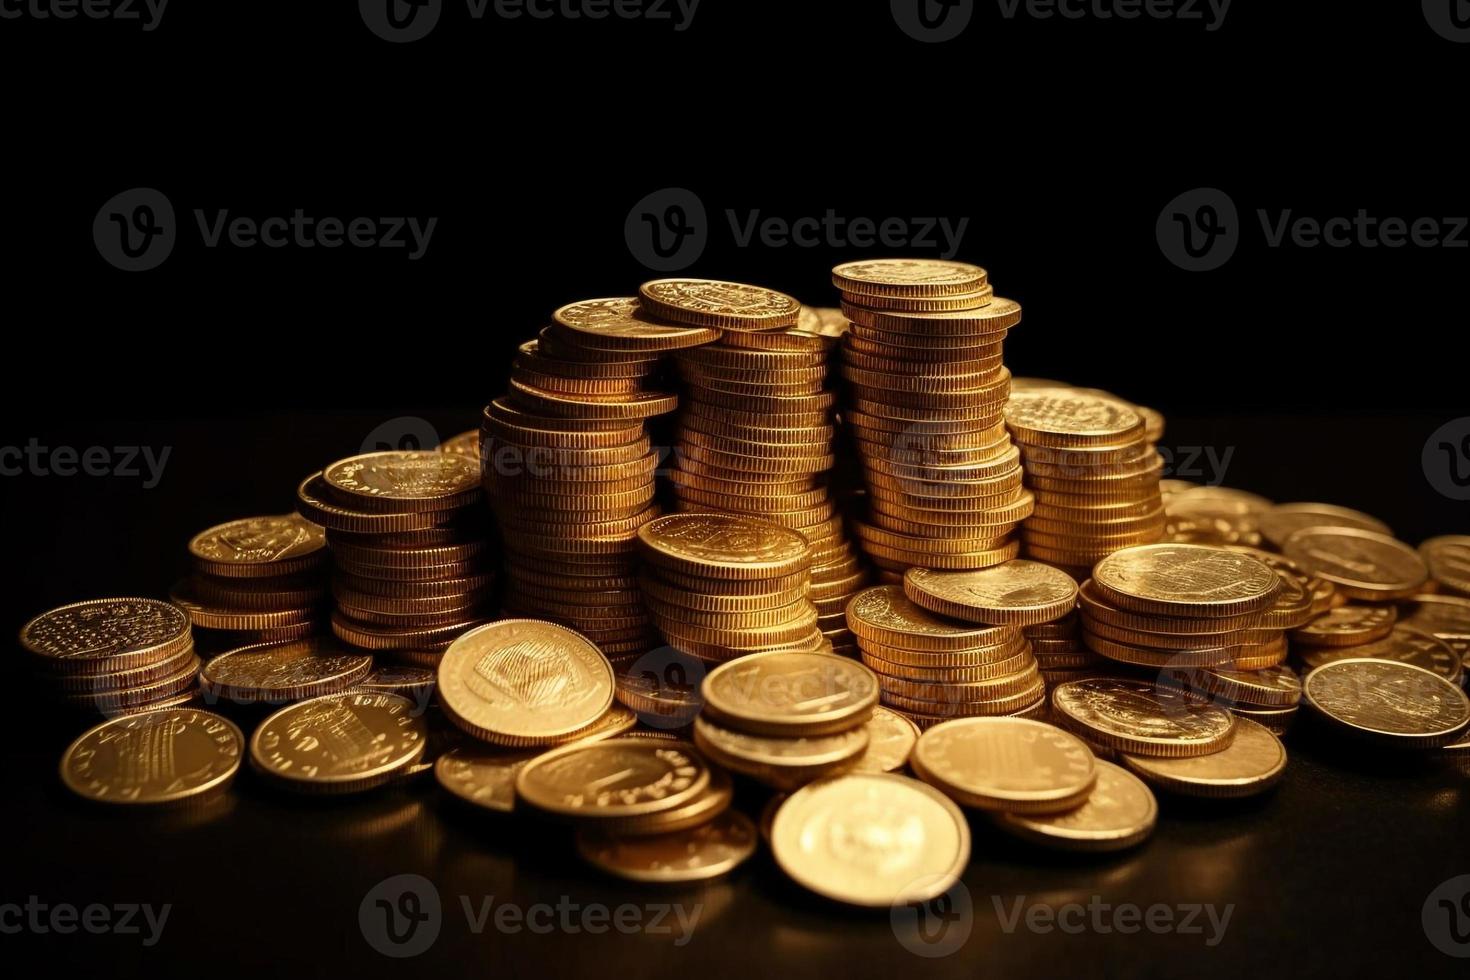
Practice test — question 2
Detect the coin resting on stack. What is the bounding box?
[296,450,492,663]
[832,260,1031,574]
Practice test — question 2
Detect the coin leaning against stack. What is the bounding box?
[297,450,493,664]
[832,259,1031,575]
[485,296,707,662]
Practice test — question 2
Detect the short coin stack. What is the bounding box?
[296,450,492,663]
[172,514,329,653]
[845,584,1045,729]
[832,259,1031,574]
[636,513,828,665]
[485,296,708,661]
[1004,387,1164,578]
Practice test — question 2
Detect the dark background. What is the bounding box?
[2,2,1468,978]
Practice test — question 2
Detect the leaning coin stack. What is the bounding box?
[171,514,330,654]
[296,450,492,663]
[20,598,202,714]
[636,512,828,665]
[845,584,1045,729]
[485,296,707,660]
[663,281,866,657]
[832,259,1031,574]
[1004,387,1164,578]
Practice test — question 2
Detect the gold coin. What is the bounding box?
[1230,705,1298,738]
[851,706,919,772]
[841,286,994,313]
[355,663,437,700]
[297,473,454,534]
[436,619,614,746]
[1077,579,1263,634]
[701,652,878,736]
[1121,716,1286,798]
[1257,502,1391,548]
[437,428,480,457]
[903,561,1077,627]
[55,652,201,713]
[576,808,756,883]
[831,258,987,297]
[637,512,811,580]
[20,598,193,676]
[1004,389,1145,448]
[60,708,241,805]
[188,514,326,577]
[693,716,869,788]
[770,772,969,908]
[168,579,317,631]
[1051,677,1237,757]
[846,585,1018,651]
[1401,594,1470,663]
[199,637,373,704]
[842,296,1020,334]
[551,296,721,350]
[434,745,541,812]
[1196,664,1302,708]
[992,759,1155,852]
[1295,624,1463,683]
[250,692,427,793]
[1091,543,1280,618]
[1420,536,1470,596]
[1302,658,1470,748]
[1282,527,1429,601]
[911,717,1095,813]
[638,278,801,331]
[513,737,710,818]
[40,641,198,694]
[1290,605,1397,646]
[323,451,481,511]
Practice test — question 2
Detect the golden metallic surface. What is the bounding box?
[638,513,811,580]
[638,279,801,331]
[693,717,869,788]
[1290,605,1397,646]
[993,760,1157,853]
[297,474,454,534]
[911,717,1096,813]
[1295,625,1463,683]
[1091,544,1280,618]
[770,772,970,908]
[355,664,436,700]
[831,258,987,297]
[1121,717,1286,799]
[437,429,480,458]
[513,737,710,819]
[168,580,316,631]
[323,451,481,511]
[20,598,193,675]
[903,561,1078,627]
[576,809,756,883]
[1004,389,1145,447]
[851,706,920,773]
[1302,658,1470,747]
[250,692,426,793]
[60,708,242,805]
[1082,633,1235,669]
[434,746,541,813]
[1257,502,1392,549]
[199,637,372,703]
[701,652,878,737]
[436,620,614,746]
[1419,536,1470,596]
[1282,527,1429,601]
[1198,664,1302,708]
[846,585,1018,651]
[1076,580,1263,634]
[1230,705,1298,738]
[551,297,721,349]
[188,514,326,577]
[1050,677,1237,758]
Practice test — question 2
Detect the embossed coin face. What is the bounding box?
[1290,605,1397,646]
[250,692,427,793]
[552,297,721,348]
[188,514,326,573]
[638,512,811,580]
[1051,678,1237,757]
[852,706,920,773]
[61,708,243,805]
[905,561,1078,627]
[577,809,758,883]
[323,451,480,506]
[1122,717,1287,798]
[1283,527,1428,600]
[1420,536,1470,595]
[994,760,1157,852]
[1092,544,1280,617]
[831,259,988,295]
[437,620,615,745]
[770,772,970,908]
[199,637,373,704]
[514,738,710,818]
[21,598,192,674]
[434,746,542,813]
[702,652,879,736]
[1295,625,1463,683]
[1004,389,1144,446]
[847,585,1017,649]
[639,279,802,331]
[1257,502,1391,549]
[1302,658,1470,747]
[912,717,1097,813]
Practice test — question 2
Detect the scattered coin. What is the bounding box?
[1050,677,1237,757]
[1282,527,1428,601]
[250,692,427,793]
[576,809,757,883]
[911,717,1097,813]
[60,708,243,805]
[1302,658,1470,748]
[1121,717,1287,798]
[993,760,1157,852]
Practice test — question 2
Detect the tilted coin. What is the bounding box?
[250,692,427,793]
[1282,527,1428,601]
[638,279,801,332]
[1195,664,1302,708]
[1257,502,1391,549]
[552,297,721,349]
[1050,677,1237,757]
[911,717,1097,813]
[1091,544,1280,618]
[904,561,1078,627]
[576,809,757,883]
[701,652,878,736]
[1295,624,1463,683]
[637,512,811,580]
[1302,658,1470,748]
[199,637,374,704]
[188,514,326,577]
[21,598,193,675]
[851,706,920,773]
[846,585,1018,651]
[434,745,542,813]
[693,716,869,788]
[1121,717,1286,798]
[323,451,481,511]
[1419,536,1470,596]
[60,708,243,805]
[831,258,988,297]
[993,760,1157,853]
[1289,605,1397,647]
[514,737,710,819]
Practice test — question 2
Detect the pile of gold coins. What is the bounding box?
[833,260,1031,574]
[295,450,491,661]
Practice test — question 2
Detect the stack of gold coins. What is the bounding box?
[831,259,1031,575]
[1079,544,1282,673]
[1420,536,1470,597]
[484,296,708,661]
[663,282,867,658]
[20,598,202,714]
[693,651,880,789]
[845,584,1045,729]
[296,450,492,663]
[1398,592,1470,672]
[171,514,330,653]
[636,512,828,664]
[1216,545,1324,669]
[1004,387,1164,577]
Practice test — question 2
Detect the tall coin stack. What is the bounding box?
[831,259,1031,576]
[296,450,492,664]
[1004,387,1165,579]
[483,297,715,663]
